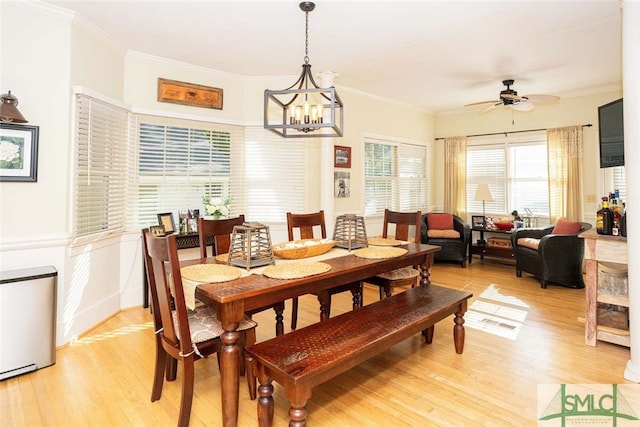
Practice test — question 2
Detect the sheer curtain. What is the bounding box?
[547,126,584,222]
[444,136,467,217]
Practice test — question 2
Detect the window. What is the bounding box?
[73,93,131,239]
[74,90,310,235]
[611,166,626,205]
[135,115,241,227]
[242,127,306,222]
[467,133,548,218]
[364,136,429,216]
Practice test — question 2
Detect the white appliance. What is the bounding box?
[0,266,57,380]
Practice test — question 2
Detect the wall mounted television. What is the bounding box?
[598,98,624,168]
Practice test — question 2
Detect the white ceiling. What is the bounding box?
[44,0,623,114]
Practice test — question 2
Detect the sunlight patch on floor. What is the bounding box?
[465,284,529,340]
[70,322,154,345]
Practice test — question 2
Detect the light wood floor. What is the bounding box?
[1,259,632,426]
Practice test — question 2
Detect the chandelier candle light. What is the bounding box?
[263,2,344,138]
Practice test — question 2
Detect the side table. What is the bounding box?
[469,227,514,263]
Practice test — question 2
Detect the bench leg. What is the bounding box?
[422,325,435,344]
[453,309,466,354]
[285,385,312,427]
[289,404,308,427]
[256,366,274,427]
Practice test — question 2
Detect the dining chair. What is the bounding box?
[142,228,258,427]
[287,210,362,330]
[198,216,287,337]
[365,208,422,299]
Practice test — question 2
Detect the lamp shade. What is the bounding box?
[474,183,494,202]
[0,91,28,123]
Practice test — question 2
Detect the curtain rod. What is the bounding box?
[434,124,592,141]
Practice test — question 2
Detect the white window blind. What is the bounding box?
[467,133,548,217]
[74,93,130,239]
[242,127,306,222]
[134,115,242,228]
[364,137,428,216]
[612,166,626,205]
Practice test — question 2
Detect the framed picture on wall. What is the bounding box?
[334,145,351,168]
[334,171,350,198]
[0,123,39,182]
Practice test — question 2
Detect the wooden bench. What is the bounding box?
[245,284,473,426]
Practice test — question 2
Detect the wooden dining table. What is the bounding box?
[185,242,441,427]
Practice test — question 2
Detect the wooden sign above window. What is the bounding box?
[157,78,223,110]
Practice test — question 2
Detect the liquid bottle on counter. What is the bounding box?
[621,203,627,237]
[596,197,613,235]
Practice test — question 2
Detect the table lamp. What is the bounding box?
[474,183,494,231]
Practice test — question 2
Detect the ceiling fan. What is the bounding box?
[465,79,560,113]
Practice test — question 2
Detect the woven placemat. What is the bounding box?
[215,253,229,264]
[352,246,408,259]
[262,262,331,280]
[180,264,241,283]
[368,237,404,246]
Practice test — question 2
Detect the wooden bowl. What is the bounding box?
[272,239,336,259]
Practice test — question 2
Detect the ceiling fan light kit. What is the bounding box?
[263,2,344,138]
[465,79,560,113]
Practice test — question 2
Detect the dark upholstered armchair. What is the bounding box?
[420,213,471,267]
[510,220,592,289]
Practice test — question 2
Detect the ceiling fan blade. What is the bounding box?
[501,93,522,101]
[510,101,534,112]
[464,99,501,108]
[479,102,502,114]
[523,94,560,104]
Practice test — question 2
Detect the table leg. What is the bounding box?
[219,303,244,427]
[317,290,331,322]
[453,301,468,354]
[273,301,285,336]
[419,253,434,286]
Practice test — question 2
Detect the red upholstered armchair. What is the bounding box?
[510,219,592,289]
[420,213,471,267]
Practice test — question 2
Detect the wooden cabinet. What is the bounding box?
[582,229,629,347]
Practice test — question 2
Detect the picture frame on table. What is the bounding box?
[157,212,176,234]
[0,123,39,182]
[334,145,351,168]
[472,215,486,229]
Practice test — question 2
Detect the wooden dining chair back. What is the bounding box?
[142,228,257,427]
[367,208,422,299]
[287,210,362,330]
[198,215,245,258]
[198,216,286,337]
[382,208,422,242]
[287,210,327,241]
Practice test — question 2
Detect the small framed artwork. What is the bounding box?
[472,215,486,229]
[334,171,350,198]
[0,123,39,182]
[158,78,223,110]
[334,145,351,168]
[157,212,176,234]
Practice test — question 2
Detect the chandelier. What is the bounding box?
[263,2,343,138]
